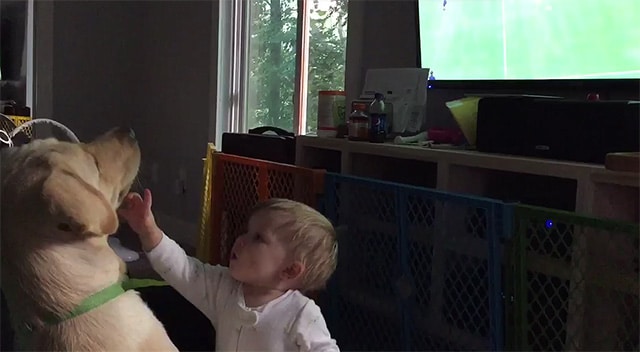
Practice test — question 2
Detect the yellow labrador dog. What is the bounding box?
[0,127,177,351]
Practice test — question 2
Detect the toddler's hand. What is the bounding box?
[118,189,163,251]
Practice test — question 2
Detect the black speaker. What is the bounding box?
[476,97,640,164]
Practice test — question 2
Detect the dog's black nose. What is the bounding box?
[115,126,136,140]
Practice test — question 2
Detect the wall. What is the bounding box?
[34,0,218,247]
[131,1,217,247]
[50,1,141,137]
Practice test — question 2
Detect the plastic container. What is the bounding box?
[445,96,480,146]
[368,93,387,143]
[317,90,346,137]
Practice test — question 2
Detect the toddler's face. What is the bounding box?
[229,209,293,289]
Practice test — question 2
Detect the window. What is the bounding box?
[304,0,348,134]
[246,0,299,132]
[218,0,348,139]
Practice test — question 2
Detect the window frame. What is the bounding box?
[218,0,312,140]
[215,0,250,146]
[293,0,310,135]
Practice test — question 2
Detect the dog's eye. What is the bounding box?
[57,223,72,232]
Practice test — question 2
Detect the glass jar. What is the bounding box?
[348,103,369,141]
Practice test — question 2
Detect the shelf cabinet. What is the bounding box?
[296,135,639,223]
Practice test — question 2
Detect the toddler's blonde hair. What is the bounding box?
[250,198,337,292]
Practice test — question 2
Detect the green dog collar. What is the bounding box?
[16,278,168,350]
[45,278,169,324]
[43,282,126,325]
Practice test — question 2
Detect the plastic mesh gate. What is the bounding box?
[205,152,325,266]
[319,173,511,351]
[196,143,216,263]
[511,205,639,351]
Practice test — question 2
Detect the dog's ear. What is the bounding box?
[43,169,119,236]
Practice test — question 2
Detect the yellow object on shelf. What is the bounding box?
[446,96,481,146]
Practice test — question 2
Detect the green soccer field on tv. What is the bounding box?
[418,0,640,80]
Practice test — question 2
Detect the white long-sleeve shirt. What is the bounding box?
[146,233,340,352]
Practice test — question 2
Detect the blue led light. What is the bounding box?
[545,219,554,229]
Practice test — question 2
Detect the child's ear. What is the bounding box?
[281,261,305,281]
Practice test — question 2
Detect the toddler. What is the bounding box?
[118,189,340,352]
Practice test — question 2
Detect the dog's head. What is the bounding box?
[1,127,141,242]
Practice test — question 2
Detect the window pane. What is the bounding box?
[246,0,299,131]
[305,0,348,135]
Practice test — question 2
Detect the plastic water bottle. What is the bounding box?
[369,93,387,143]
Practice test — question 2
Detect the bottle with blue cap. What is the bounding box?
[368,92,387,143]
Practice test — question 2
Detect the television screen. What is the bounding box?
[418,0,640,81]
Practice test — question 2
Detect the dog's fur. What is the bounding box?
[0,128,177,351]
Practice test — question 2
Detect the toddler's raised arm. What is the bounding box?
[146,233,228,323]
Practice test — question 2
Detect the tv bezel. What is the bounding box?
[414,1,640,92]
